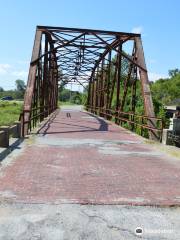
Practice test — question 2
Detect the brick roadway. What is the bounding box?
[0,106,180,206]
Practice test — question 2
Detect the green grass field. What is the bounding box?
[0,100,80,127]
[0,101,23,126]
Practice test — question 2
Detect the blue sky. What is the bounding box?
[0,0,179,90]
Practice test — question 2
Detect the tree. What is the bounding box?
[15,79,26,99]
[15,79,26,92]
[168,68,180,78]
[151,69,180,105]
[0,87,4,92]
[59,88,71,102]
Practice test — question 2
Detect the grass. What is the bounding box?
[0,101,23,126]
[0,100,80,127]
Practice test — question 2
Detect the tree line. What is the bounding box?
[0,78,87,105]
[0,79,26,100]
[0,68,179,109]
[151,69,180,106]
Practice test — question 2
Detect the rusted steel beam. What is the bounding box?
[31,32,86,65]
[100,59,105,114]
[92,33,147,73]
[106,50,111,111]
[116,42,122,112]
[37,25,140,37]
[135,36,158,140]
[93,79,97,111]
[43,34,49,117]
[23,29,42,135]
[89,38,122,81]
[131,66,137,114]
[109,56,117,110]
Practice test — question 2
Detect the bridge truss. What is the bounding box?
[21,26,162,140]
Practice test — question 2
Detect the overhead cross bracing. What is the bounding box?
[32,26,142,87]
[21,26,162,140]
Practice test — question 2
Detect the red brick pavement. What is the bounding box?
[0,108,180,206]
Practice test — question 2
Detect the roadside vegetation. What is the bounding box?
[58,80,87,105]
[151,69,180,106]
[0,101,23,126]
[0,79,25,126]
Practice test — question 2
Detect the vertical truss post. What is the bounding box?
[43,34,49,117]
[51,55,56,111]
[87,81,92,110]
[100,59,104,115]
[106,51,111,112]
[49,54,53,113]
[115,42,122,122]
[135,36,157,140]
[47,32,59,114]
[109,56,117,110]
[97,67,101,112]
[131,66,137,114]
[93,77,97,113]
[23,29,42,136]
[95,73,99,114]
[55,66,59,109]
[130,65,137,131]
[91,80,95,110]
[39,47,44,122]
[103,69,107,117]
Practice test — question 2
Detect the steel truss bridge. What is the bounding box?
[21,26,163,140]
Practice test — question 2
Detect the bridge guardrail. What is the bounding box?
[20,104,58,137]
[86,105,163,141]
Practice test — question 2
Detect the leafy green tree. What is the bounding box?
[14,79,26,99]
[15,79,26,92]
[59,88,71,102]
[0,87,4,92]
[151,69,180,105]
[168,68,180,78]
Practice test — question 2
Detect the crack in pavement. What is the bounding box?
[81,209,137,238]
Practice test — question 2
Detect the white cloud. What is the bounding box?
[148,72,168,82]
[0,63,28,78]
[131,26,143,34]
[12,70,28,78]
[0,64,11,74]
[0,63,28,90]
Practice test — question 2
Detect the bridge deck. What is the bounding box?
[0,106,180,206]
